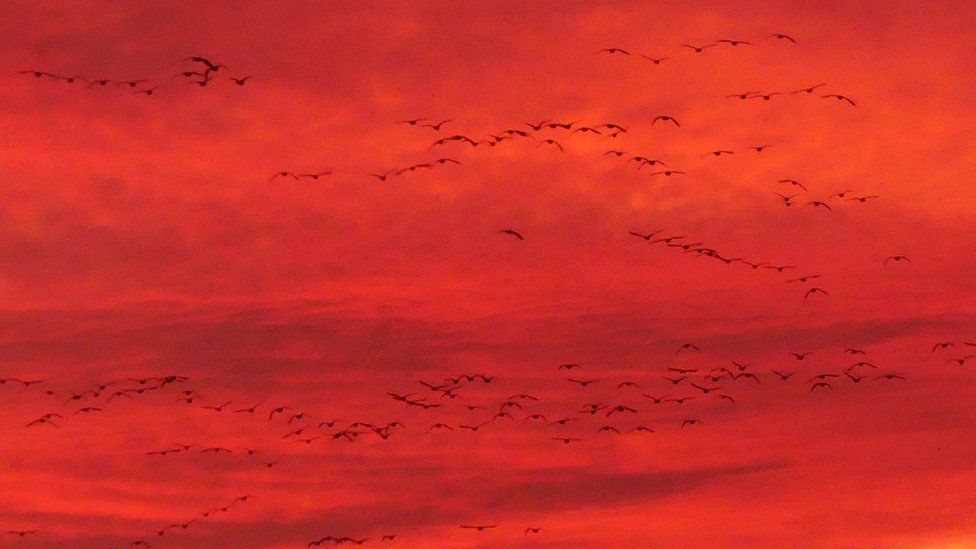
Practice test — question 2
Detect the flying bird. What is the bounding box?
[597,48,631,55]
[681,43,716,53]
[805,287,828,300]
[422,119,452,130]
[823,94,857,106]
[640,55,669,64]
[540,138,564,151]
[677,343,700,353]
[652,115,680,127]
[790,83,827,94]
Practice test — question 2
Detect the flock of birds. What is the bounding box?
[6,335,975,545]
[17,56,250,96]
[6,28,959,548]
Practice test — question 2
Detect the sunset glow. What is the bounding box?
[2,1,976,547]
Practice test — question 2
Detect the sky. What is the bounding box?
[2,0,976,547]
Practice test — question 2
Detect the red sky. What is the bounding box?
[2,1,976,547]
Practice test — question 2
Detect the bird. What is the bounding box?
[650,170,686,177]
[768,33,797,43]
[726,91,761,100]
[774,193,799,206]
[681,419,702,427]
[717,38,753,46]
[606,405,637,416]
[460,525,498,531]
[932,342,955,351]
[691,383,721,394]
[569,126,602,136]
[681,43,716,53]
[805,287,828,300]
[778,179,807,190]
[733,372,762,384]
[228,76,253,85]
[298,172,333,180]
[567,378,599,387]
[73,406,102,415]
[201,400,232,412]
[628,231,662,241]
[525,527,544,534]
[640,55,669,64]
[540,138,564,151]
[652,115,680,127]
[271,171,300,181]
[553,437,582,444]
[791,352,814,360]
[398,118,428,125]
[790,83,827,94]
[703,150,735,157]
[808,201,832,210]
[849,195,879,203]
[876,373,906,381]
[884,256,910,265]
[422,119,452,130]
[18,69,55,78]
[677,343,700,353]
[845,348,867,355]
[809,373,839,381]
[233,402,264,414]
[184,56,226,71]
[545,120,578,130]
[787,274,821,283]
[810,382,833,391]
[823,94,857,106]
[597,48,631,55]
[500,229,524,240]
[367,171,394,181]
